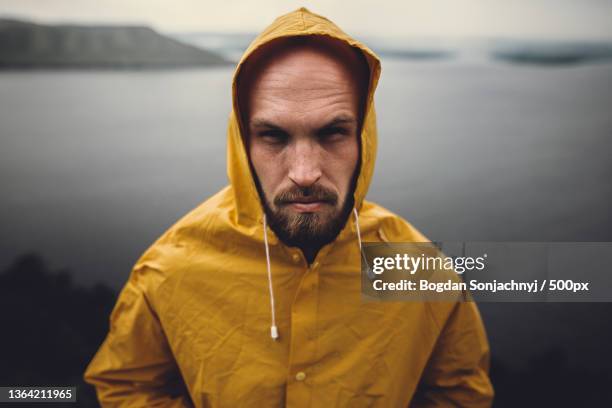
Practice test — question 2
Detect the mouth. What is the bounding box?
[279,197,333,213]
[286,201,328,212]
[274,187,338,214]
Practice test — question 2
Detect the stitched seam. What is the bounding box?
[299,9,306,31]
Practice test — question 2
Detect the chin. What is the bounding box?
[270,207,346,248]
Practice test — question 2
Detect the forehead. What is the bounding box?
[238,37,367,124]
[251,58,357,118]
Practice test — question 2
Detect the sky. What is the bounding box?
[1,0,612,40]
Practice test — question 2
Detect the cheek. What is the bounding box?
[249,144,285,195]
[324,140,360,193]
[347,140,360,175]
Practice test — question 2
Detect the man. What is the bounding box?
[84,7,494,407]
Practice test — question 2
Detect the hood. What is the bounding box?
[226,7,381,228]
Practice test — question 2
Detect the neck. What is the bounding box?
[301,246,321,265]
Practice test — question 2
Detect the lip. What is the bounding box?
[287,201,327,212]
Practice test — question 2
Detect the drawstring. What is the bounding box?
[262,208,364,341]
[354,207,374,280]
[263,214,279,340]
[353,208,362,252]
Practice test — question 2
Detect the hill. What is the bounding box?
[0,18,230,68]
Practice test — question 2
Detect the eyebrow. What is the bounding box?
[251,119,284,131]
[321,115,357,129]
[251,114,357,132]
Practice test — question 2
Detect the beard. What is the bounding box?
[256,181,356,250]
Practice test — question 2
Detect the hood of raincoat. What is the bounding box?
[226,6,380,236]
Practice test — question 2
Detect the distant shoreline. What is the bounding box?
[3,18,612,69]
[0,63,233,71]
[0,18,231,69]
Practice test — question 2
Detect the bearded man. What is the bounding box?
[85,7,494,407]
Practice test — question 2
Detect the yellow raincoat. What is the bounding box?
[84,7,494,407]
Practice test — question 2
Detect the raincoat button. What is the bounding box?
[295,371,306,381]
[292,253,301,263]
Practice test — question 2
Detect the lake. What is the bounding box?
[1,58,611,371]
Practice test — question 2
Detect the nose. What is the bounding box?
[287,139,322,188]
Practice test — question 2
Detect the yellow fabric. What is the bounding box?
[84,7,494,407]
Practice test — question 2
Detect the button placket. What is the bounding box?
[286,260,320,406]
[289,270,319,364]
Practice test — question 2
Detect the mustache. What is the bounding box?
[274,185,338,206]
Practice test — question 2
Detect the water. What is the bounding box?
[1,59,612,372]
[372,59,612,242]
[1,67,232,286]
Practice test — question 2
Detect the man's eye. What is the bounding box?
[318,127,349,142]
[259,131,288,144]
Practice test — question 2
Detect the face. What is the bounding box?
[242,42,362,249]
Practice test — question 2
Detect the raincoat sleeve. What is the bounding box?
[411,301,494,408]
[84,270,193,407]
